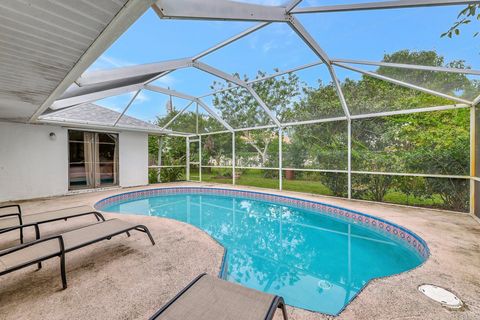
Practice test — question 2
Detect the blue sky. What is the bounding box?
[90,2,479,124]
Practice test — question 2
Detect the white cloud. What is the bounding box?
[129,91,149,104]
[236,0,286,5]
[152,74,176,87]
[262,40,276,53]
[88,54,134,71]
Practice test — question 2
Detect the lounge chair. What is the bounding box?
[0,205,105,243]
[0,219,154,289]
[149,273,288,320]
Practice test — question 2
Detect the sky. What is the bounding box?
[89,1,480,124]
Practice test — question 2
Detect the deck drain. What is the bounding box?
[418,284,463,309]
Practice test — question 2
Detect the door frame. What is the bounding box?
[68,129,119,190]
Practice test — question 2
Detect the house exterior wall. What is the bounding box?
[119,131,149,188]
[0,121,69,202]
[0,121,148,202]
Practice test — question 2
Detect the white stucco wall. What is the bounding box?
[0,121,68,202]
[0,122,149,202]
[119,131,148,188]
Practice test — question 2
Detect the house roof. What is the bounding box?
[40,103,159,130]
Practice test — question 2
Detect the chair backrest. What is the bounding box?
[0,205,21,230]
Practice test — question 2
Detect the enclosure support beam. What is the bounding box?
[113,90,141,126]
[329,66,351,119]
[291,0,480,14]
[194,61,282,127]
[157,136,163,182]
[199,135,202,182]
[76,58,192,86]
[472,105,479,218]
[279,127,283,191]
[154,0,288,22]
[186,136,190,181]
[286,0,303,12]
[232,132,236,186]
[51,83,144,110]
[332,58,480,76]
[197,61,323,98]
[145,84,234,132]
[334,62,473,105]
[193,23,270,60]
[287,16,351,119]
[348,119,352,199]
[473,94,480,107]
[160,101,195,130]
[287,16,330,64]
[196,98,234,132]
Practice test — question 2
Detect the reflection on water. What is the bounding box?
[103,194,423,315]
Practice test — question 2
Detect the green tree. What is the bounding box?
[211,70,301,167]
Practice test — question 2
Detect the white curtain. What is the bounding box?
[110,134,119,185]
[84,132,95,187]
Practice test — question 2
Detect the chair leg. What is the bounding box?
[37,262,42,270]
[19,226,24,244]
[138,226,155,245]
[126,231,131,237]
[279,301,288,320]
[60,254,67,289]
[96,212,106,221]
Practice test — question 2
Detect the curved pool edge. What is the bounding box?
[95,186,431,317]
[95,186,430,260]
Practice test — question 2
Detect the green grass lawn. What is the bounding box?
[200,169,447,209]
[203,169,329,195]
[383,191,444,207]
[283,179,332,195]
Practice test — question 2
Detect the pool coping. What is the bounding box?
[94,186,431,316]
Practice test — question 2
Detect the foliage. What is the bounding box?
[147,50,472,212]
[443,4,480,38]
[148,168,159,184]
[202,133,232,166]
[212,71,299,166]
[159,166,184,182]
[212,70,301,126]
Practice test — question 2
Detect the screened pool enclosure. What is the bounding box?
[38,0,480,215]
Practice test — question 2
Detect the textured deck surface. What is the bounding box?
[1,182,479,320]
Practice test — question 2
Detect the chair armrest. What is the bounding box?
[0,205,22,226]
[0,234,65,258]
[0,204,22,216]
[0,222,40,238]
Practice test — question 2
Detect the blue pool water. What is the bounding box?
[100,191,425,315]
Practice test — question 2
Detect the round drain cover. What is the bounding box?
[317,280,332,290]
[418,284,463,308]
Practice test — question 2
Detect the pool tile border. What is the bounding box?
[95,187,429,260]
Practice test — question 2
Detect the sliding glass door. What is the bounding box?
[68,130,119,190]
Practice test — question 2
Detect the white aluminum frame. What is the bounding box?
[38,0,479,216]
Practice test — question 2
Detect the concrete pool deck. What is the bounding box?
[0,182,479,319]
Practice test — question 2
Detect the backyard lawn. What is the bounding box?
[200,169,444,209]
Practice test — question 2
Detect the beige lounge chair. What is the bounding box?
[0,204,104,243]
[0,219,154,289]
[149,273,288,320]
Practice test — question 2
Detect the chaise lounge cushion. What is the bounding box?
[152,274,277,320]
[0,239,60,273]
[61,219,138,251]
[0,219,138,272]
[0,205,97,230]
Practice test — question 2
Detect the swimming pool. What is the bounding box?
[96,187,428,315]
